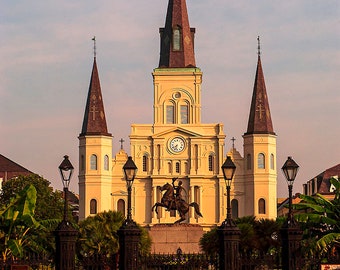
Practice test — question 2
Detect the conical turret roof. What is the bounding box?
[158,0,196,68]
[80,57,111,137]
[245,50,275,135]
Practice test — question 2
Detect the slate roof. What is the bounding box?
[80,57,111,137]
[158,0,196,68]
[0,154,33,181]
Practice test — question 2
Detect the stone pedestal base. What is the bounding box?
[148,224,204,254]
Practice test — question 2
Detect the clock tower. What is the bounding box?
[127,0,225,227]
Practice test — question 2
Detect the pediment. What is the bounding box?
[152,127,202,138]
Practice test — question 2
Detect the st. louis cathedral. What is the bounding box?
[78,0,277,230]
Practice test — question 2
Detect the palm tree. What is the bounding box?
[294,177,340,258]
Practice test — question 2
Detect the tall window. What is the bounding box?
[173,28,181,51]
[180,105,188,124]
[270,154,275,170]
[231,199,239,219]
[258,198,266,214]
[258,153,265,169]
[176,162,180,173]
[90,199,97,214]
[104,155,109,171]
[117,199,125,216]
[143,155,148,172]
[166,105,174,124]
[168,162,172,173]
[90,154,97,170]
[208,154,214,171]
[247,154,251,170]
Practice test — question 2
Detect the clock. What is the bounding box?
[169,137,185,153]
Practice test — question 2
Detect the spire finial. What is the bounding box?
[92,36,96,58]
[257,36,261,56]
[231,137,236,150]
[119,138,125,150]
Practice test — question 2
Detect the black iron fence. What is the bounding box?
[0,250,339,270]
[140,253,218,269]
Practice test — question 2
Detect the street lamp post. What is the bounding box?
[118,156,141,270]
[280,156,303,270]
[55,155,78,270]
[218,156,240,270]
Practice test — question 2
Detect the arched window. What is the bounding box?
[90,199,97,214]
[180,105,188,124]
[90,155,97,170]
[208,154,214,171]
[176,162,180,173]
[168,162,172,173]
[117,199,125,216]
[270,154,275,170]
[143,155,148,172]
[231,199,239,219]
[258,198,266,214]
[104,155,109,171]
[258,153,265,169]
[247,154,251,170]
[166,105,175,124]
[173,28,181,51]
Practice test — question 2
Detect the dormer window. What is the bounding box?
[173,28,181,51]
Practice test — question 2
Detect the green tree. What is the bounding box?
[0,184,54,260]
[294,177,340,257]
[199,216,281,257]
[77,210,151,262]
[0,174,65,221]
[199,227,219,257]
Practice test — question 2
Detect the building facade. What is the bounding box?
[78,0,277,228]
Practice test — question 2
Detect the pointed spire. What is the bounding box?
[158,0,196,68]
[80,54,111,137]
[245,38,275,135]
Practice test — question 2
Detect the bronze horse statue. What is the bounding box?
[151,182,203,223]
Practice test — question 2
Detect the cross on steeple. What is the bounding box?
[92,36,96,58]
[90,104,99,121]
[257,36,261,56]
[119,138,125,150]
[256,103,264,120]
[231,137,236,149]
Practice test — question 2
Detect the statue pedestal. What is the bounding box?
[148,224,204,254]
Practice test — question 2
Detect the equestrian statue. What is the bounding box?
[151,178,203,224]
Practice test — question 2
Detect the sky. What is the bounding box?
[1,0,339,197]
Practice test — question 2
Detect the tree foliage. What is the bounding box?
[0,184,58,260]
[294,177,340,256]
[77,210,152,261]
[0,174,65,221]
[199,216,281,257]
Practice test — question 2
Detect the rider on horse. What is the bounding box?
[169,178,186,210]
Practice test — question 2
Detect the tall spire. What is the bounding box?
[158,0,196,68]
[245,37,275,135]
[80,49,111,137]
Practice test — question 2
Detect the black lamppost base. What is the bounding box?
[218,220,241,270]
[118,220,141,270]
[280,220,303,270]
[55,220,78,270]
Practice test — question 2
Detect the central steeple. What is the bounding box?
[159,0,196,68]
[245,37,275,135]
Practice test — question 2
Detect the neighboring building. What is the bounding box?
[0,154,33,187]
[78,0,277,228]
[303,163,339,201]
[277,163,339,217]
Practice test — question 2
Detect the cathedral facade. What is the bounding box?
[78,0,277,229]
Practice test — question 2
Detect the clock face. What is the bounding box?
[169,137,185,153]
